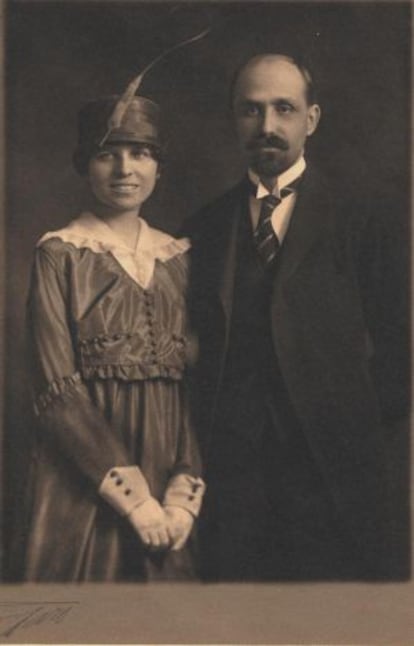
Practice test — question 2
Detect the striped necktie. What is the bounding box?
[254,194,281,266]
[253,177,302,267]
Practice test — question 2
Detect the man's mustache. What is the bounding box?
[247,135,289,151]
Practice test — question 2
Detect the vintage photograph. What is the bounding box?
[1,0,412,642]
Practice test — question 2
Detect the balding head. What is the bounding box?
[231,53,316,108]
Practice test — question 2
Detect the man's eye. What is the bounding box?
[242,104,261,117]
[277,103,294,114]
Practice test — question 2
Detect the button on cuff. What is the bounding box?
[162,474,206,517]
[99,465,151,516]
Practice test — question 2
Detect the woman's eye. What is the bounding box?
[95,151,113,161]
[132,148,152,160]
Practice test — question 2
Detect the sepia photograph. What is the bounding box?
[0,0,412,643]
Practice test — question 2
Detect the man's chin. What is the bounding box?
[250,151,288,178]
[252,160,285,178]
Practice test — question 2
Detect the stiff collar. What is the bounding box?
[248,155,306,199]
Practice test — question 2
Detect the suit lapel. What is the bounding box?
[217,208,239,330]
[216,180,250,345]
[214,169,329,339]
[273,166,330,291]
[205,180,249,425]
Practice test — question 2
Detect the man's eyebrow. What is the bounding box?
[237,95,299,103]
[273,97,300,106]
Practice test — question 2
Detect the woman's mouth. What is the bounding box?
[110,184,139,194]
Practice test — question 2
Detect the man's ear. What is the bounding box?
[306,104,321,136]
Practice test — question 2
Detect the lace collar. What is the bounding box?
[38,211,190,289]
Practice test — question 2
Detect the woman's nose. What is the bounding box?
[115,153,133,175]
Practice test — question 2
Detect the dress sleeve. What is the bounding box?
[27,244,134,486]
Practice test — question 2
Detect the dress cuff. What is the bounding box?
[99,466,151,516]
[34,372,83,415]
[163,474,206,517]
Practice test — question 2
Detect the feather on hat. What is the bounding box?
[100,26,210,146]
[73,26,210,175]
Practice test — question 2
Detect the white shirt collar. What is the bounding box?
[248,155,306,199]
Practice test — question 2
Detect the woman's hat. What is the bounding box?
[73,95,162,175]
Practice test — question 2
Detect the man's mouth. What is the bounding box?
[248,137,289,152]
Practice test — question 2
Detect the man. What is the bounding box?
[184,53,410,581]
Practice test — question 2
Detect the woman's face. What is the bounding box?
[87,143,159,213]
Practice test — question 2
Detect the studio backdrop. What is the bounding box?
[3,0,411,578]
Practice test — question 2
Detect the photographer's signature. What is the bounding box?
[0,601,78,637]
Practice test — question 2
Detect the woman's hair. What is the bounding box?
[73,142,164,176]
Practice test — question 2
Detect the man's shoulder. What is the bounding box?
[200,181,246,212]
[182,181,247,238]
[306,163,373,219]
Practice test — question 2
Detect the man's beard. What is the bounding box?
[247,135,290,177]
[250,149,288,177]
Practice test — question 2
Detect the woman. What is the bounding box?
[22,94,205,581]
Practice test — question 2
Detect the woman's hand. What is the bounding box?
[164,506,194,551]
[128,498,170,551]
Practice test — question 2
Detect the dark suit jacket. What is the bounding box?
[184,165,410,578]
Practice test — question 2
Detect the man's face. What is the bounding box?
[233,55,321,180]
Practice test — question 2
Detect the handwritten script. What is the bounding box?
[0,601,78,637]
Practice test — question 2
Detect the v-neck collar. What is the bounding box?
[38,211,190,289]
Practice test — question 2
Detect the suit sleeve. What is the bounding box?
[162,379,205,517]
[27,245,148,494]
[354,197,410,422]
[158,248,206,516]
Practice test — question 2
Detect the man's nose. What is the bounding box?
[261,106,279,134]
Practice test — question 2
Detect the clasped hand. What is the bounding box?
[128,497,193,552]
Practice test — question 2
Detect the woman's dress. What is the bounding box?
[23,212,204,581]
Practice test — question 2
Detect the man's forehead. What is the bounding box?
[235,55,307,98]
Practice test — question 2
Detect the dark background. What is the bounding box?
[3,0,411,577]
